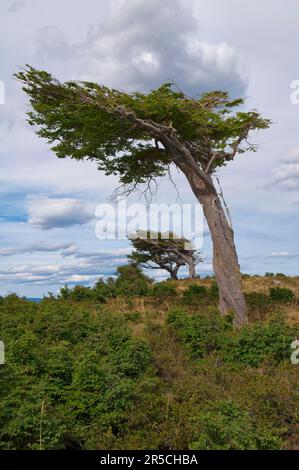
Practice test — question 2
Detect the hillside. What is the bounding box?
[1,274,299,450]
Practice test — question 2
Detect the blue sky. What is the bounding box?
[0,0,299,296]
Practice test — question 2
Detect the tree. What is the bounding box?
[128,231,201,280]
[16,66,271,326]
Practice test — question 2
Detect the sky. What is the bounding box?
[0,0,299,296]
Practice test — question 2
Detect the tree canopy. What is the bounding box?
[128,231,201,279]
[15,66,270,192]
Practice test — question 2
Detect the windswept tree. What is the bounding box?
[16,66,270,326]
[128,231,201,280]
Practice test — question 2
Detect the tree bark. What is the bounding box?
[170,268,179,280]
[177,163,247,327]
[187,257,196,279]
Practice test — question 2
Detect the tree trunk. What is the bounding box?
[201,192,247,327]
[178,165,247,327]
[187,258,196,279]
[170,270,178,280]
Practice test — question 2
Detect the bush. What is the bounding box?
[114,265,152,296]
[59,284,100,302]
[167,309,232,358]
[245,292,270,312]
[269,287,295,303]
[68,285,94,301]
[190,400,282,450]
[220,318,296,367]
[167,309,297,368]
[182,284,207,302]
[93,278,116,302]
[0,298,151,449]
[151,282,177,297]
[275,273,288,278]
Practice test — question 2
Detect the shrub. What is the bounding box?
[114,265,152,296]
[183,284,207,300]
[190,400,282,450]
[220,318,296,367]
[167,309,232,358]
[59,284,96,302]
[69,285,94,301]
[168,309,297,368]
[59,285,72,299]
[151,282,177,297]
[245,292,270,312]
[93,278,115,302]
[269,287,295,303]
[0,299,151,449]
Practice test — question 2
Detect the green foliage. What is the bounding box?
[15,66,271,187]
[168,309,297,368]
[221,318,296,367]
[245,292,270,313]
[151,282,177,297]
[58,265,152,301]
[114,265,152,296]
[128,231,200,280]
[93,277,116,302]
[0,296,151,449]
[269,287,295,303]
[167,309,233,358]
[190,400,282,450]
[209,280,219,301]
[1,281,298,450]
[182,284,207,304]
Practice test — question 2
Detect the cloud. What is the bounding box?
[34,0,247,97]
[0,241,78,256]
[270,251,291,258]
[7,0,24,13]
[63,274,95,283]
[0,245,131,289]
[268,151,299,192]
[27,196,94,229]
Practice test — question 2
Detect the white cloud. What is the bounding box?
[268,151,299,192]
[0,241,78,256]
[71,0,247,97]
[270,251,291,257]
[27,196,94,229]
[63,274,94,283]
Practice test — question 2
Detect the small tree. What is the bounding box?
[128,231,201,280]
[16,67,271,326]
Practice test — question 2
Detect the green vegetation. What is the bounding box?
[269,287,295,303]
[0,296,150,449]
[0,275,298,450]
[167,309,296,367]
[58,265,152,302]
